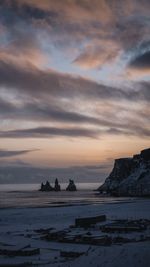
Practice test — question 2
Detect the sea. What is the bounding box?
[0,183,129,209]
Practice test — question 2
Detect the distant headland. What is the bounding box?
[97,148,150,197]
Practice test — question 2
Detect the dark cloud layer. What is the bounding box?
[0,98,120,129]
[0,58,149,139]
[129,51,150,69]
[0,126,99,138]
[0,59,149,102]
[0,149,36,158]
[0,125,149,139]
[0,60,115,99]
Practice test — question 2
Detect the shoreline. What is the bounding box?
[0,193,138,210]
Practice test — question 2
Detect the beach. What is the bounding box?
[0,185,150,267]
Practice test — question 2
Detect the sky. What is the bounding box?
[0,0,149,183]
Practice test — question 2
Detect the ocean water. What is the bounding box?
[0,182,100,192]
[0,183,129,208]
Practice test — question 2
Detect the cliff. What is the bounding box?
[98,148,150,196]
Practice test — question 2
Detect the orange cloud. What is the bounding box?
[125,67,150,80]
[73,40,121,69]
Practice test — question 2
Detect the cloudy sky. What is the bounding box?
[0,0,149,183]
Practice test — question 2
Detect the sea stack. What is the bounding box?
[66,179,77,191]
[39,181,54,191]
[54,178,61,191]
[98,148,150,197]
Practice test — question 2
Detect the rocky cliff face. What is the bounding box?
[98,148,150,196]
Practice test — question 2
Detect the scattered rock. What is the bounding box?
[101,220,147,233]
[0,247,40,257]
[60,250,84,258]
[75,215,106,227]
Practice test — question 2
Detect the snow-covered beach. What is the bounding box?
[0,186,150,267]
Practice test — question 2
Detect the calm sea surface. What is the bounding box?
[0,183,129,208]
[0,183,99,192]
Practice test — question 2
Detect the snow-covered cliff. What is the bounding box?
[98,148,150,196]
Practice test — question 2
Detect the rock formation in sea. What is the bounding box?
[39,181,54,191]
[39,179,61,192]
[98,148,150,197]
[54,178,61,191]
[66,179,77,191]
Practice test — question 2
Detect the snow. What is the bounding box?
[0,198,150,266]
[63,241,150,267]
